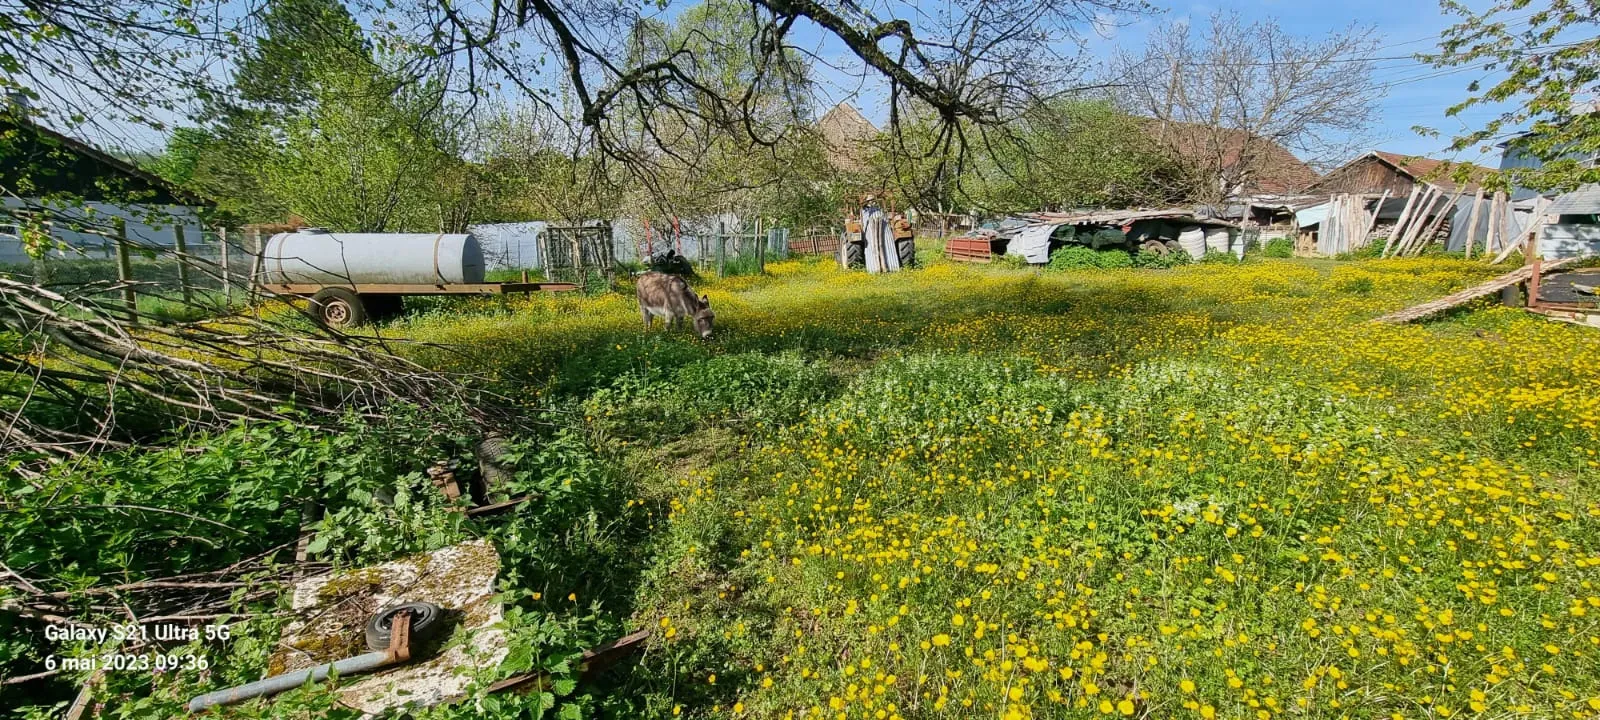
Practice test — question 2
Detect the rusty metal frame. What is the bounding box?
[260,281,579,296]
[482,629,651,696]
[1522,255,1600,327]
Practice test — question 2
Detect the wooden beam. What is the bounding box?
[1492,196,1552,264]
[114,218,136,318]
[1463,187,1486,259]
[1484,189,1497,251]
[1384,187,1422,257]
[173,224,193,303]
[245,228,265,304]
[1397,185,1442,256]
[1410,185,1468,256]
[1361,189,1392,249]
[219,227,233,304]
[1375,254,1586,322]
[259,282,580,296]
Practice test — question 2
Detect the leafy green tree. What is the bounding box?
[610,0,832,227]
[263,70,470,231]
[231,0,369,110]
[1425,0,1600,192]
[150,0,476,231]
[475,105,621,223]
[870,99,1180,215]
[968,100,1185,211]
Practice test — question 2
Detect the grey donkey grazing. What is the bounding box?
[636,272,715,339]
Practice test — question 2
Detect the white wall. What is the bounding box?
[0,199,207,264]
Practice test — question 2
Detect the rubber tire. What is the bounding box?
[842,241,865,269]
[364,601,445,651]
[310,288,366,329]
[1141,240,1171,256]
[896,238,917,269]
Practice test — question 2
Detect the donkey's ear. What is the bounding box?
[699,294,709,305]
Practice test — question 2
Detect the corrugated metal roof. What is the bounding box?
[1024,209,1237,228]
[1547,184,1600,216]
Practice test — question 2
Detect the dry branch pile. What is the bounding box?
[0,273,476,461]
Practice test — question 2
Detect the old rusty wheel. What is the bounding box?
[365,601,446,650]
[311,287,366,328]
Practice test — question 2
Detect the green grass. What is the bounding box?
[7,255,1600,719]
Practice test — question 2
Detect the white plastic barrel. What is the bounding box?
[1204,228,1229,255]
[263,229,486,285]
[1177,226,1206,260]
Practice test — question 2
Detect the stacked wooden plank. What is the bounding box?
[1379,184,1516,258]
[1318,192,1384,255]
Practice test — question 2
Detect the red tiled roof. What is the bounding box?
[817,102,880,174]
[1147,121,1320,194]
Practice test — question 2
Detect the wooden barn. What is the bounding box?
[1297,151,1506,257]
[1307,151,1490,197]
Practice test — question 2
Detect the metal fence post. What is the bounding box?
[114,217,136,318]
[756,228,766,274]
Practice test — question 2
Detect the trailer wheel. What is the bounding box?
[311,288,366,328]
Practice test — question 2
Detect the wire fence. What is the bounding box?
[1,225,259,317]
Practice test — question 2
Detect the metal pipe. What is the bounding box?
[187,649,398,712]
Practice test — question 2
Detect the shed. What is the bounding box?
[1537,184,1600,259]
[1546,184,1600,218]
[1308,151,1492,197]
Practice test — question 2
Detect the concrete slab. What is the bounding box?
[268,539,506,716]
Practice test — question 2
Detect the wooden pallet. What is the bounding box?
[789,235,841,255]
[944,236,994,263]
[1374,255,1586,323]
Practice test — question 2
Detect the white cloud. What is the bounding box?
[1092,12,1119,39]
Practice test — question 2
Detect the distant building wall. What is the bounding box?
[0,199,206,264]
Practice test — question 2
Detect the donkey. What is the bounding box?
[636,272,714,339]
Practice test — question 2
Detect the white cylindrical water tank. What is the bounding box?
[1177,226,1206,260]
[263,229,487,285]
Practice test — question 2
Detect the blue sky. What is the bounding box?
[55,0,1516,174]
[799,0,1517,171]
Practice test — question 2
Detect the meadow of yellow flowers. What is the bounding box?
[404,255,1600,719]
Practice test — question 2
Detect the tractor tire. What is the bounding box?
[897,238,917,268]
[310,287,366,329]
[842,241,865,269]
